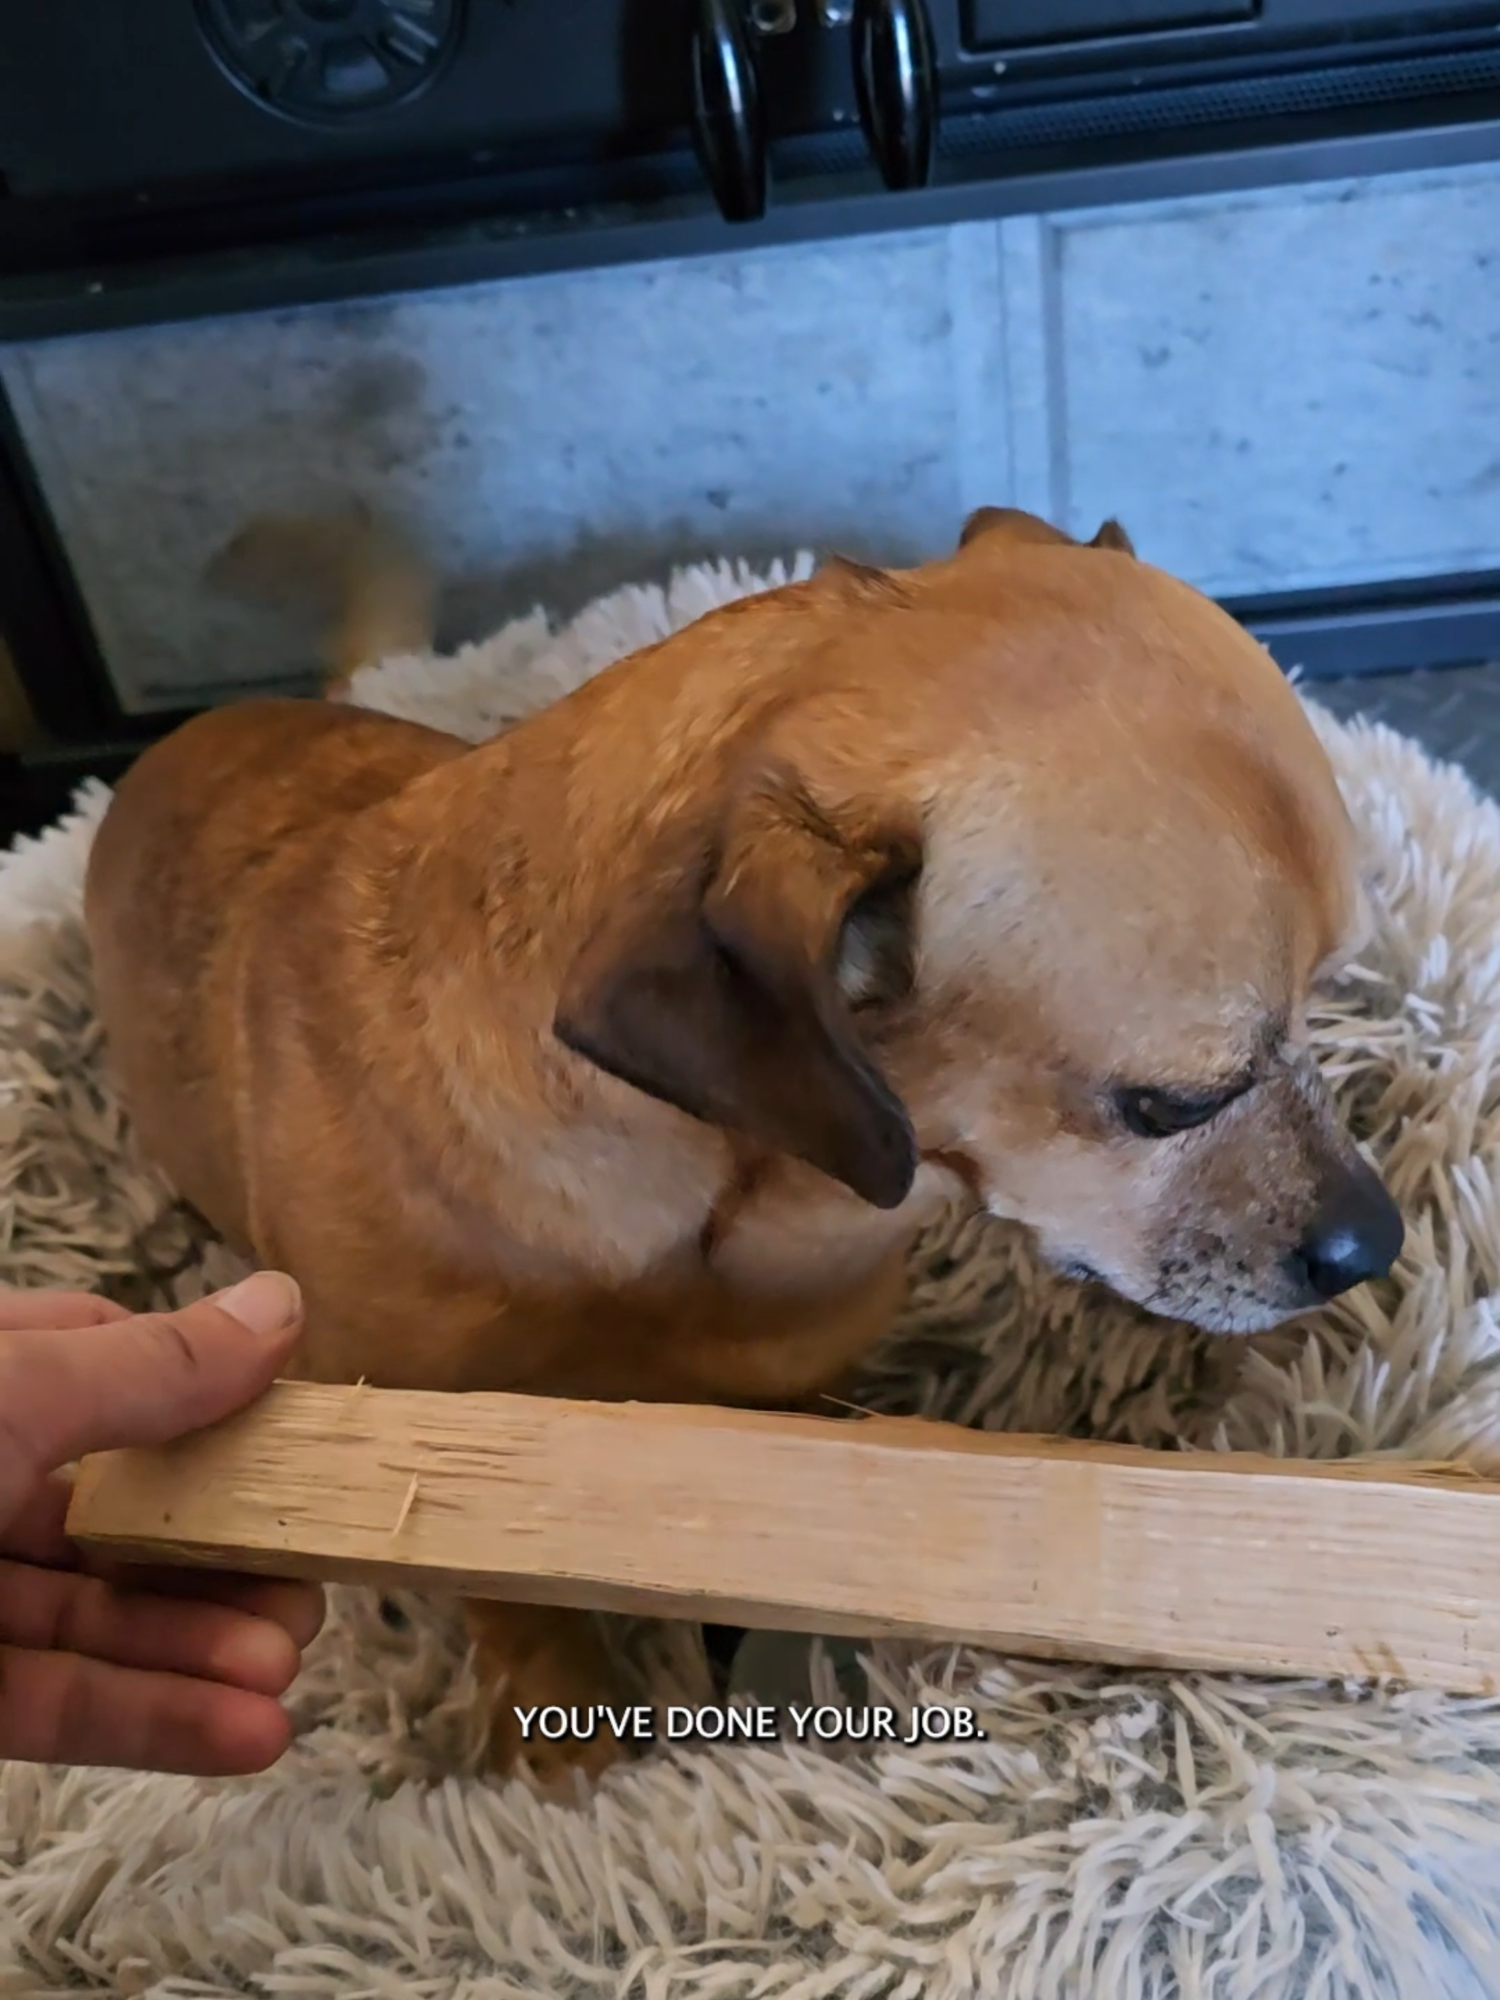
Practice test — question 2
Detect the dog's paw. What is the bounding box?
[487,1699,629,1795]
[464,1598,632,1794]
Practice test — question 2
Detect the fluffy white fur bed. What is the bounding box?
[3,556,1500,1999]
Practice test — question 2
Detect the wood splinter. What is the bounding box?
[390,1473,421,1539]
[63,1382,1500,1695]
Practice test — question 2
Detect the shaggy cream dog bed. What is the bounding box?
[4,557,1500,2000]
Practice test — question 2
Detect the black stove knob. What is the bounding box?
[197,0,463,126]
[689,0,768,224]
[851,0,938,192]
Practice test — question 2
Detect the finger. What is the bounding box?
[0,1290,132,1332]
[0,1272,304,1523]
[0,1474,81,1569]
[2,1483,325,1649]
[2,1482,324,1646]
[0,1646,295,1774]
[0,1560,303,1694]
[94,1567,327,1650]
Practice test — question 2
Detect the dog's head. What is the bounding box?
[554,508,1402,1334]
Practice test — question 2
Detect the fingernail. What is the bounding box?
[215,1271,303,1338]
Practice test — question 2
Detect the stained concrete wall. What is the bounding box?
[2,160,1496,712]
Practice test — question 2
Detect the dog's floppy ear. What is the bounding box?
[554,776,921,1209]
[958,506,1135,557]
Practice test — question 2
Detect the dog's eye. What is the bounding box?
[1116,1085,1239,1139]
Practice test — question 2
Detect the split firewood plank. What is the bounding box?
[65,1383,1500,1692]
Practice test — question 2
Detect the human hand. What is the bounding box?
[0,1273,325,1775]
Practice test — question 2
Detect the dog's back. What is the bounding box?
[86,511,454,1244]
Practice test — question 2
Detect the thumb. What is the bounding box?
[0,1273,303,1523]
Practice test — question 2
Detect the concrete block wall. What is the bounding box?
[1,159,1496,713]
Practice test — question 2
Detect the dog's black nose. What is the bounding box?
[1292,1165,1404,1301]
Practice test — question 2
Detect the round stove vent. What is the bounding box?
[198,0,463,125]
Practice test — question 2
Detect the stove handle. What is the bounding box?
[851,0,938,191]
[689,0,769,223]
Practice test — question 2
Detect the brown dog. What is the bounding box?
[84,506,1402,1782]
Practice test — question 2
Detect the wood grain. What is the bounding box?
[65,1384,1500,1691]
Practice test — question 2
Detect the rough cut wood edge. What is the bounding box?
[66,1383,1500,1692]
